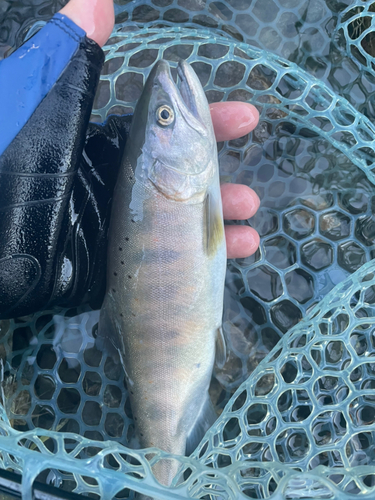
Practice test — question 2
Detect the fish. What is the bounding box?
[98,59,227,495]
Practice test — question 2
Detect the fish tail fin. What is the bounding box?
[186,395,217,456]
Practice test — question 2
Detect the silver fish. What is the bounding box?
[98,59,226,492]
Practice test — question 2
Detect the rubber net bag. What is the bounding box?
[1,0,375,498]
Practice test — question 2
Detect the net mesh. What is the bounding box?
[1,0,375,498]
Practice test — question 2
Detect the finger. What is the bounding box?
[221,183,260,220]
[225,225,260,259]
[210,102,259,142]
[60,0,114,47]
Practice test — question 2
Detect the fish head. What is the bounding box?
[128,59,217,202]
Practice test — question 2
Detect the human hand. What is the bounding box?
[211,102,260,259]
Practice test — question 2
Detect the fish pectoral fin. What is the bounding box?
[204,187,224,256]
[215,326,227,369]
[186,396,217,456]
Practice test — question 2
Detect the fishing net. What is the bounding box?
[1,0,375,498]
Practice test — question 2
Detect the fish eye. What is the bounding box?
[156,105,174,127]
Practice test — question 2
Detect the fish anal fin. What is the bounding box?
[186,396,217,456]
[205,188,224,257]
[215,326,227,369]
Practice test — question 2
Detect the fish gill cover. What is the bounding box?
[1,0,375,498]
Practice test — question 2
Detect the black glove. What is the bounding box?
[0,13,131,318]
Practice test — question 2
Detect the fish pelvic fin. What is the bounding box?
[215,326,227,369]
[186,396,217,456]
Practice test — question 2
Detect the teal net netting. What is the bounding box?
[2,0,375,498]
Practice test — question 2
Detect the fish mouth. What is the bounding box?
[176,60,198,118]
[152,59,210,134]
[176,59,210,130]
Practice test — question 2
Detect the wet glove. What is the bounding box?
[0,13,129,318]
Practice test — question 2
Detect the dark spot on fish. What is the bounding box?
[132,313,136,317]
[125,237,129,241]
[120,313,123,317]
[131,219,135,223]
[134,417,137,421]
[196,363,201,369]
[119,247,123,251]
[130,176,133,180]
[121,261,124,265]
[128,275,132,279]
[140,433,144,437]
[112,288,116,293]
[114,272,117,276]
[130,390,134,395]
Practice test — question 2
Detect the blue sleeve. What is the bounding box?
[0,13,86,156]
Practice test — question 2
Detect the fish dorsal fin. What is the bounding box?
[215,326,227,369]
[205,188,224,256]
